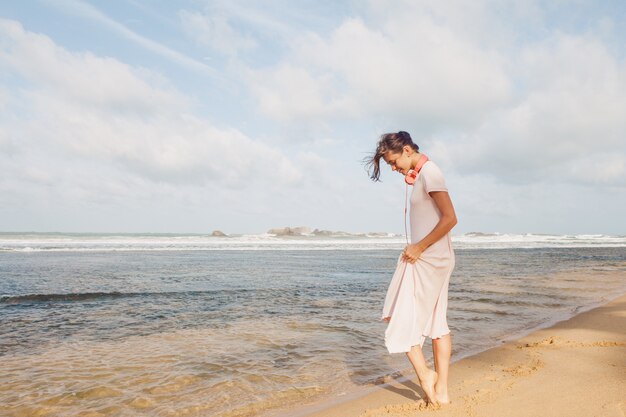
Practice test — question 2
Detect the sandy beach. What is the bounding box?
[279,293,626,417]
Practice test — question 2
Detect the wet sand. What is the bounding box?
[277,292,626,417]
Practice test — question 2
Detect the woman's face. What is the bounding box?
[383,148,411,176]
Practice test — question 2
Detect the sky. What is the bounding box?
[0,0,625,235]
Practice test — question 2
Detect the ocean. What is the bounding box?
[1,232,625,416]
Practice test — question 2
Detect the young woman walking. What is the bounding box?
[366,131,457,405]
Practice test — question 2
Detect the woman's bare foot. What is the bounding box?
[418,369,438,405]
[435,381,450,404]
[435,391,450,405]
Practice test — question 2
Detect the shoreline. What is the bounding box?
[270,291,626,417]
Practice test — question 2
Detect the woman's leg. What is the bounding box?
[432,334,451,403]
[406,344,438,404]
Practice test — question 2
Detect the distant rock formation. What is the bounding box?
[211,230,227,237]
[267,226,312,236]
[366,232,392,237]
[311,229,334,236]
[266,227,395,237]
[312,229,351,236]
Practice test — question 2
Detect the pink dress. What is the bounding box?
[381,161,455,354]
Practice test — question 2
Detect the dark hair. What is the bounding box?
[364,131,419,182]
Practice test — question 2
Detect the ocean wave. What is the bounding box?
[0,291,131,304]
[0,288,264,305]
[0,233,624,252]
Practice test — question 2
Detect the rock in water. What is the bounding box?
[267,226,312,236]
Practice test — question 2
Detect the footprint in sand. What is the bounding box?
[460,388,496,417]
[600,400,625,417]
[502,356,544,377]
[359,400,441,417]
[518,336,626,349]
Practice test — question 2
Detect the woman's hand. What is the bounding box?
[401,243,424,264]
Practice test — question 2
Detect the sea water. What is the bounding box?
[1,232,625,416]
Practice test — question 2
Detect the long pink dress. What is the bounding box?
[381,161,455,354]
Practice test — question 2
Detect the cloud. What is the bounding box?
[247,63,358,123]
[0,19,187,114]
[0,19,301,189]
[449,32,626,185]
[42,0,216,76]
[179,0,304,46]
[179,9,256,57]
[247,12,512,130]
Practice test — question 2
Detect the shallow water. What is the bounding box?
[1,242,625,417]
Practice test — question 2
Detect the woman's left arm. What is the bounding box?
[401,191,457,263]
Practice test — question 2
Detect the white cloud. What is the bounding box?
[0,19,302,189]
[450,33,626,185]
[0,19,187,114]
[43,0,216,76]
[565,153,625,184]
[248,11,512,129]
[0,86,7,109]
[247,63,358,123]
[179,9,256,56]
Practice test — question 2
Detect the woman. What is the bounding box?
[366,131,457,405]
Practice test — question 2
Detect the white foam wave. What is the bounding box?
[0,233,624,252]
